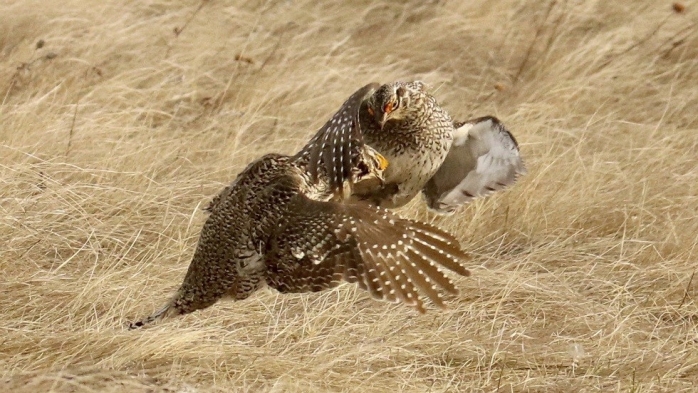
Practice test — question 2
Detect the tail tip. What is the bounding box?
[127,302,176,330]
[127,319,148,330]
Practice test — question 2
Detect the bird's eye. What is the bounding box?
[383,99,398,114]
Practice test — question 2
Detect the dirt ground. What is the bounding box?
[1,0,697,391]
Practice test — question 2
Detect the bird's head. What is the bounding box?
[366,83,413,129]
[355,147,388,182]
[349,147,389,198]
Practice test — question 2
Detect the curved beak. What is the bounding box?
[376,153,388,186]
[377,112,388,130]
[376,153,389,171]
[368,104,391,129]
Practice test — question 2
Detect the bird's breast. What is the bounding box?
[381,149,446,200]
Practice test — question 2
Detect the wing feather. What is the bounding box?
[265,194,471,312]
[293,83,380,192]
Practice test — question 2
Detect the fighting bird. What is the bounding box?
[130,145,470,328]
[298,81,526,214]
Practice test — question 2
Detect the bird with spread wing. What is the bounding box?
[297,81,526,214]
[130,144,470,328]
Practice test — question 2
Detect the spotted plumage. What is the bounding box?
[358,81,455,208]
[303,81,526,214]
[130,147,470,328]
[295,83,380,195]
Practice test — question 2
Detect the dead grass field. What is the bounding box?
[2,0,698,391]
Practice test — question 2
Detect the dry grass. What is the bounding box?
[2,0,698,391]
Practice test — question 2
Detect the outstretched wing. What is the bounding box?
[422,116,526,214]
[266,193,471,313]
[293,83,380,193]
